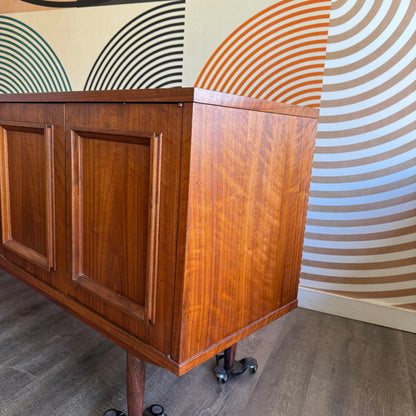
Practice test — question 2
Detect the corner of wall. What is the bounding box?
[298,286,416,334]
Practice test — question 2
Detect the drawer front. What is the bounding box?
[66,103,183,353]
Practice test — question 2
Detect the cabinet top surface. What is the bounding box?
[0,88,319,119]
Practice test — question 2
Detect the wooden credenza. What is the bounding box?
[0,88,318,414]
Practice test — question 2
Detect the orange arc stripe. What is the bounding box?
[237,42,328,96]
[201,7,330,90]
[253,67,323,101]
[195,0,330,87]
[292,96,322,106]
[270,85,324,103]
[211,20,330,93]
[248,57,325,98]
[228,42,325,95]
[207,18,322,91]
[253,65,326,101]
[272,80,321,103]
[195,0,293,87]
[216,14,330,93]
[243,55,326,97]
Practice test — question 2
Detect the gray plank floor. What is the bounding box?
[0,269,415,416]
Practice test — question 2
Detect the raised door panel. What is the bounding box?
[70,128,160,323]
[0,122,54,269]
[0,104,65,291]
[66,103,183,353]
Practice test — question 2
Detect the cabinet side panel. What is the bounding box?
[179,103,316,362]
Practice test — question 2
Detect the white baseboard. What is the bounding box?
[298,286,416,334]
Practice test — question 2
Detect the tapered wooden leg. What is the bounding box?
[126,352,146,416]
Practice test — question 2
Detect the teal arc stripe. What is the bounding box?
[0,81,16,94]
[0,16,71,93]
[0,19,69,90]
[0,52,41,92]
[0,39,52,91]
[0,55,39,92]
[0,69,27,93]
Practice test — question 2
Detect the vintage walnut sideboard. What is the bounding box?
[0,88,318,415]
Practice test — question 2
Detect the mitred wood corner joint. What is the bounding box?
[0,88,318,415]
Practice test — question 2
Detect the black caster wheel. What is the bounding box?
[250,365,258,374]
[143,404,166,416]
[215,366,228,384]
[103,410,127,416]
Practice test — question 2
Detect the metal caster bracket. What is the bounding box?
[103,404,166,416]
[215,346,258,384]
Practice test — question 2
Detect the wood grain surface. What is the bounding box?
[0,89,318,377]
[65,102,183,355]
[175,102,317,363]
[126,353,146,416]
[0,104,66,292]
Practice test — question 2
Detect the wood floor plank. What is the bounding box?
[0,271,415,416]
[240,306,325,416]
[298,315,415,416]
[403,331,416,412]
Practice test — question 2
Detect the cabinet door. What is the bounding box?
[66,103,183,353]
[0,104,66,291]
